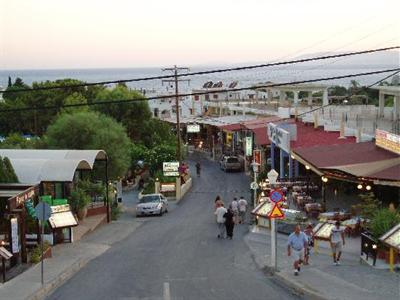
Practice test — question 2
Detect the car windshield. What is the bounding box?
[139,195,160,203]
[227,158,239,163]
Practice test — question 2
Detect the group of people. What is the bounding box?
[214,196,248,239]
[287,221,345,276]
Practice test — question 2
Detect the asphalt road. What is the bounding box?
[47,156,300,300]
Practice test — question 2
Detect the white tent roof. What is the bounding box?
[9,159,92,184]
[0,149,106,168]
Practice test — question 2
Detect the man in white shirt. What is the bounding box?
[330,221,345,265]
[287,225,308,276]
[214,205,227,238]
[231,198,239,224]
[238,196,248,224]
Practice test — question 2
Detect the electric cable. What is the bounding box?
[1,68,398,113]
[1,46,398,94]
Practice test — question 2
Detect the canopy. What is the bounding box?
[0,149,106,168]
[9,159,92,184]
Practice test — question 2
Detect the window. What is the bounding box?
[213,94,218,100]
[194,95,200,101]
[205,94,210,100]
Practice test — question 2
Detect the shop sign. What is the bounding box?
[187,124,200,133]
[51,204,71,214]
[267,123,290,153]
[10,218,19,254]
[163,162,179,177]
[375,129,400,155]
[24,199,36,218]
[253,149,261,165]
[245,136,252,156]
[14,187,36,208]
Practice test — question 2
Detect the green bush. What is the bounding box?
[370,208,400,239]
[111,205,121,221]
[142,179,155,195]
[31,241,51,264]
[69,187,91,213]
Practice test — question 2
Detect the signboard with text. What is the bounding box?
[187,124,200,133]
[11,218,19,254]
[267,123,291,153]
[245,136,253,156]
[375,129,400,155]
[163,162,180,177]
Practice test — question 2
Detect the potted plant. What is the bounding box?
[30,241,52,264]
[369,208,400,261]
[69,187,91,220]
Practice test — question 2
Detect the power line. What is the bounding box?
[0,68,398,114]
[1,46,398,94]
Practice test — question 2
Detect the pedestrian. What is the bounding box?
[330,221,345,266]
[214,195,224,210]
[231,197,239,224]
[304,223,314,265]
[224,205,235,239]
[238,196,248,224]
[287,224,308,276]
[195,162,201,177]
[215,204,227,239]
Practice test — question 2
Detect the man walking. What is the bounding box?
[214,204,227,238]
[330,221,345,265]
[238,196,248,224]
[287,225,308,276]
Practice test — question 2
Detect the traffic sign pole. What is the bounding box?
[271,218,277,270]
[35,202,51,285]
[268,188,285,272]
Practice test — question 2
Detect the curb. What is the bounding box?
[28,257,90,300]
[272,271,328,300]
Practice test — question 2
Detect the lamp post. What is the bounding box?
[251,161,260,208]
[321,176,328,211]
[267,169,279,271]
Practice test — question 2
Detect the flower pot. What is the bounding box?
[77,207,88,220]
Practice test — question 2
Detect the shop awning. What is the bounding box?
[0,149,106,168]
[48,205,78,229]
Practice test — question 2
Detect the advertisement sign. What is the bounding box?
[11,218,19,254]
[253,149,261,165]
[187,124,200,133]
[375,129,400,155]
[163,162,180,177]
[245,136,253,156]
[267,123,291,153]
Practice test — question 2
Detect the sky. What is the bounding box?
[0,0,399,69]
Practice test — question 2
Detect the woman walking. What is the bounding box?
[224,205,235,239]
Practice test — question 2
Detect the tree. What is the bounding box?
[45,111,132,179]
[61,92,88,114]
[139,118,176,148]
[3,157,18,182]
[7,76,12,88]
[93,85,151,140]
[0,133,41,149]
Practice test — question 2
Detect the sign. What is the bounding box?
[0,247,13,260]
[24,199,36,218]
[268,204,285,219]
[15,188,36,208]
[253,149,261,165]
[50,204,71,214]
[270,189,284,203]
[245,136,252,156]
[163,162,179,177]
[267,123,291,153]
[10,218,19,254]
[35,202,52,222]
[187,124,200,133]
[250,182,259,190]
[375,129,400,155]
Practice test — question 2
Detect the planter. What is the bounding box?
[77,207,88,220]
[31,246,52,264]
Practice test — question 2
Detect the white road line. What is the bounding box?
[163,282,171,300]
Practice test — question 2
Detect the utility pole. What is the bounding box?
[162,66,190,162]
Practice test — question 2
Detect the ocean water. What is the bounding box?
[0,64,397,94]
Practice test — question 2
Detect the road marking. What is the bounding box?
[163,282,171,300]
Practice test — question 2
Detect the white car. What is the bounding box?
[136,194,169,217]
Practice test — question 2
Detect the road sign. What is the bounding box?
[270,189,284,203]
[268,204,285,219]
[35,202,51,221]
[250,182,259,190]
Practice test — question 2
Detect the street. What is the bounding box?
[47,157,300,300]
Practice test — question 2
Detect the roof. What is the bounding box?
[291,122,356,149]
[293,142,400,183]
[0,149,106,168]
[0,149,106,184]
[10,159,91,184]
[294,142,397,168]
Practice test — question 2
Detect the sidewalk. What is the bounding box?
[0,214,142,300]
[245,226,400,300]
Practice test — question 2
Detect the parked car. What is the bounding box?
[220,156,242,172]
[136,194,168,217]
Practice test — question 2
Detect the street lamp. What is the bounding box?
[267,169,279,271]
[366,185,372,191]
[321,176,328,211]
[251,161,260,207]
